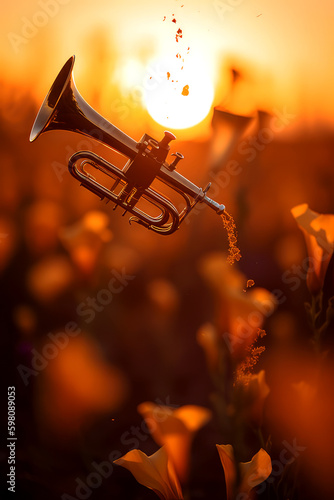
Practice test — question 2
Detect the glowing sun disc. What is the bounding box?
[144,55,214,129]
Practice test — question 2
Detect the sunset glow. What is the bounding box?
[143,53,214,129]
[2,0,334,133]
[2,2,334,500]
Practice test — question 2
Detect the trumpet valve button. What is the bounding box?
[159,131,176,149]
[169,152,184,171]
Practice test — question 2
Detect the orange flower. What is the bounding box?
[292,380,316,405]
[291,203,334,295]
[0,215,17,273]
[199,253,277,359]
[137,402,212,483]
[23,200,63,256]
[59,210,113,274]
[196,322,221,372]
[146,279,180,315]
[35,335,129,438]
[216,444,272,500]
[216,444,236,500]
[114,447,183,500]
[26,254,74,303]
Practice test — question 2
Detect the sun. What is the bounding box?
[143,53,214,130]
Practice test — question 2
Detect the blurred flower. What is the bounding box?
[210,109,254,171]
[23,200,64,256]
[35,334,129,438]
[234,369,270,427]
[196,322,220,372]
[13,304,37,337]
[216,444,272,500]
[269,310,297,343]
[0,215,17,273]
[291,203,334,295]
[199,252,277,359]
[103,242,142,275]
[26,254,74,303]
[146,278,180,315]
[292,379,316,404]
[59,210,113,274]
[114,447,183,500]
[216,444,236,500]
[274,232,306,271]
[137,402,212,483]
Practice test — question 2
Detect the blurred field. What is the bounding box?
[1,1,334,499]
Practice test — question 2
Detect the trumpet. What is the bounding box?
[30,56,225,235]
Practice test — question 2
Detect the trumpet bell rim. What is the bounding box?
[29,55,75,142]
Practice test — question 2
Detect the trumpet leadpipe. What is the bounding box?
[157,165,225,214]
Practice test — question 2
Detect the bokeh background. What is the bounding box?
[1,0,334,499]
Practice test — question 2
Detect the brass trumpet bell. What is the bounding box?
[30,56,225,235]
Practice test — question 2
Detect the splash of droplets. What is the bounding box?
[234,329,267,385]
[176,28,183,42]
[181,84,189,96]
[220,211,241,265]
[243,279,255,292]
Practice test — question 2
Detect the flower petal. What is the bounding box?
[173,405,212,432]
[291,204,334,251]
[114,447,183,499]
[59,210,112,274]
[197,322,220,371]
[138,403,211,483]
[239,448,272,493]
[291,204,334,294]
[216,444,237,500]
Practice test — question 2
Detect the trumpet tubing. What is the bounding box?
[69,151,180,235]
[30,56,226,235]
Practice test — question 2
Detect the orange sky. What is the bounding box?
[1,0,334,137]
